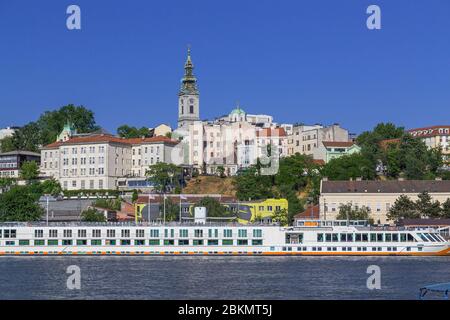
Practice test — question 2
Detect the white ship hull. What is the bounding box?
[1,222,449,256]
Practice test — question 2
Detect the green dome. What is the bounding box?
[230,107,246,115]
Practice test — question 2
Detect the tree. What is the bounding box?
[146,163,181,193]
[384,135,443,180]
[81,208,106,222]
[1,105,99,153]
[416,191,441,218]
[337,204,374,224]
[117,125,151,139]
[441,199,450,218]
[356,122,404,171]
[40,179,62,196]
[160,198,180,222]
[20,161,40,182]
[194,197,230,217]
[216,166,225,178]
[271,208,289,226]
[0,178,15,193]
[93,198,121,211]
[233,166,274,201]
[132,189,139,203]
[321,153,376,180]
[38,104,99,145]
[0,186,44,221]
[387,195,420,221]
[2,122,42,152]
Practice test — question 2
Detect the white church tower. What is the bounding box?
[178,47,200,129]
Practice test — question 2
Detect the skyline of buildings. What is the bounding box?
[0,48,448,196]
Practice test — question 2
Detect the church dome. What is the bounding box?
[230,106,246,115]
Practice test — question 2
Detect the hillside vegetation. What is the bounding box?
[183,176,237,196]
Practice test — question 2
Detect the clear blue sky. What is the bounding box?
[1,0,449,135]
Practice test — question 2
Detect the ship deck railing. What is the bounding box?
[0,221,282,228]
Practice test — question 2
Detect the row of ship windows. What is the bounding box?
[281,246,421,252]
[315,233,419,243]
[0,229,263,239]
[0,239,264,246]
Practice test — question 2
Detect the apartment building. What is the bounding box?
[256,127,288,158]
[0,150,40,178]
[41,134,179,190]
[184,120,258,176]
[313,141,361,163]
[287,124,349,157]
[127,136,179,177]
[408,125,450,164]
[319,179,450,225]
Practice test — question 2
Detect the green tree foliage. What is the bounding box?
[216,166,225,178]
[387,195,420,221]
[357,122,404,168]
[0,185,44,221]
[0,178,15,193]
[146,163,181,193]
[40,179,62,196]
[93,198,122,211]
[233,166,274,201]
[442,199,450,218]
[415,191,441,218]
[194,197,230,217]
[132,189,139,203]
[321,154,376,180]
[1,105,99,152]
[20,161,40,182]
[161,198,180,222]
[336,204,374,224]
[271,208,289,226]
[117,125,151,139]
[2,122,42,152]
[389,135,443,179]
[81,208,106,222]
[38,104,99,144]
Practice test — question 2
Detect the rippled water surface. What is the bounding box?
[0,256,449,299]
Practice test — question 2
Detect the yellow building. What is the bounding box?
[133,196,288,223]
[231,198,289,224]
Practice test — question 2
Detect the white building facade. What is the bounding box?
[41,134,179,190]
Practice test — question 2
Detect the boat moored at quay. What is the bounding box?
[0,220,449,256]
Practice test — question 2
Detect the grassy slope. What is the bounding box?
[182,176,236,196]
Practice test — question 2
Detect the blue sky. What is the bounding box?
[1,0,449,135]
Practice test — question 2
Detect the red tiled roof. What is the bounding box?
[313,159,326,166]
[294,205,320,220]
[256,127,287,137]
[408,125,450,138]
[42,134,179,149]
[322,141,355,148]
[126,136,179,145]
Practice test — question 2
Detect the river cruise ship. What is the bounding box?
[0,220,448,256]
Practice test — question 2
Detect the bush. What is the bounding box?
[81,208,106,222]
[62,189,120,198]
[93,198,121,211]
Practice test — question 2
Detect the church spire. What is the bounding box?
[180,45,198,95]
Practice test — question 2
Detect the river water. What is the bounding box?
[0,256,449,299]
